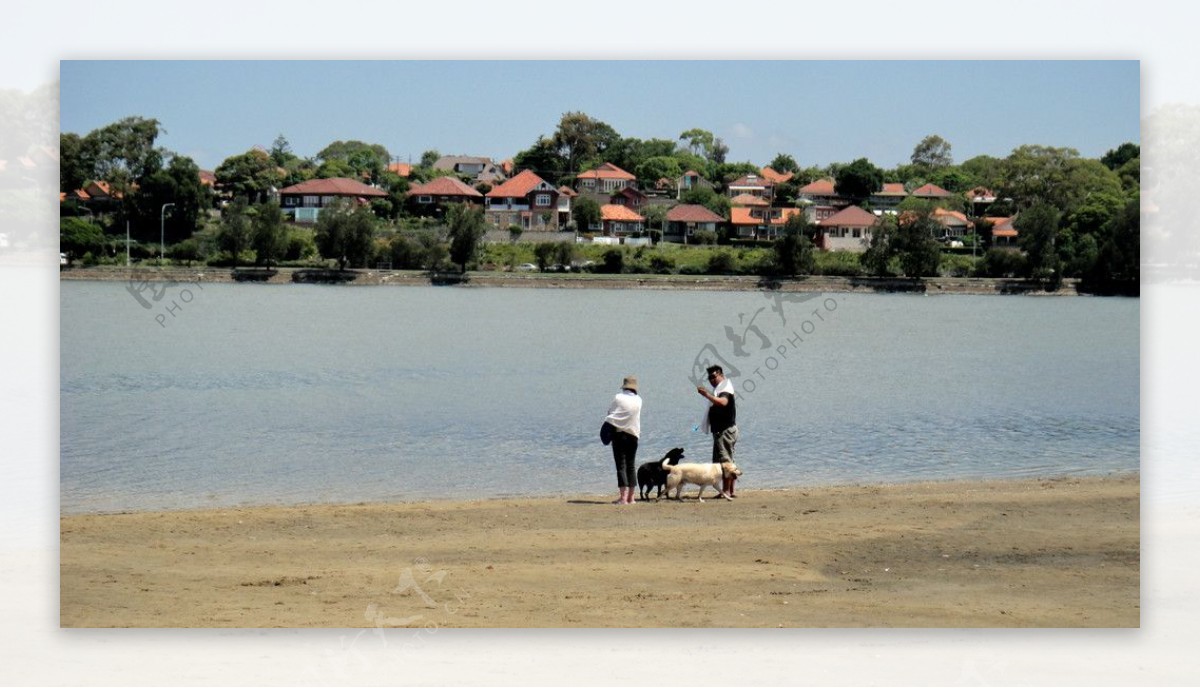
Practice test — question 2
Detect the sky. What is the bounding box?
[59,60,1140,173]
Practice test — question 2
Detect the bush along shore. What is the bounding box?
[60,264,1089,295]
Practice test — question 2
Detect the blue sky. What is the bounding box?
[60,60,1140,173]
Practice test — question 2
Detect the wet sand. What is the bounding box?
[59,474,1138,628]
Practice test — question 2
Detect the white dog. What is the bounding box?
[662,460,742,502]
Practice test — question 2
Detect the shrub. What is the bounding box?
[648,254,675,274]
[600,248,625,274]
[707,251,735,275]
[975,248,1026,278]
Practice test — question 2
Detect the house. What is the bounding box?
[760,166,794,184]
[485,169,560,231]
[278,177,388,223]
[986,217,1019,248]
[556,186,576,227]
[405,176,484,215]
[730,206,802,241]
[608,185,648,209]
[730,193,769,208]
[816,205,878,252]
[664,204,725,243]
[803,205,840,223]
[432,155,506,185]
[869,182,908,211]
[598,204,645,236]
[932,207,972,240]
[797,178,844,207]
[676,169,711,198]
[967,186,997,215]
[910,182,955,201]
[726,174,774,202]
[387,162,413,178]
[576,162,637,194]
[199,170,217,188]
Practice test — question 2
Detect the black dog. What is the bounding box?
[637,447,686,500]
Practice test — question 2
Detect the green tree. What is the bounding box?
[555,241,577,269]
[572,196,601,232]
[85,116,165,191]
[894,212,943,277]
[60,217,107,259]
[216,197,253,268]
[533,242,558,271]
[446,203,487,273]
[679,128,716,158]
[419,150,441,169]
[512,137,564,185]
[680,185,731,219]
[769,153,800,174]
[553,112,619,175]
[317,140,390,182]
[1101,143,1139,171]
[270,134,297,168]
[911,134,953,170]
[773,213,816,276]
[835,158,884,204]
[314,200,377,270]
[133,154,210,244]
[251,201,287,267]
[59,132,94,193]
[215,149,281,203]
[861,216,897,276]
[1015,203,1062,284]
[634,156,683,186]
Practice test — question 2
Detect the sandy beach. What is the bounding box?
[59,474,1138,628]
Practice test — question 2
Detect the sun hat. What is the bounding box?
[622,375,639,393]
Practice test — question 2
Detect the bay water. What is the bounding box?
[60,281,1139,513]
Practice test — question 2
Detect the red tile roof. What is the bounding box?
[933,207,970,225]
[600,204,645,222]
[388,162,413,177]
[558,186,578,197]
[487,169,552,198]
[577,162,635,181]
[799,178,836,195]
[279,177,388,197]
[666,204,726,223]
[875,182,907,196]
[760,167,794,184]
[819,205,878,227]
[407,176,483,197]
[730,206,801,226]
[911,182,954,197]
[728,174,773,189]
[730,193,769,207]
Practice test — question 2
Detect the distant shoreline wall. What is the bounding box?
[59,266,1086,296]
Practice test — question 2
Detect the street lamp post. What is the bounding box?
[160,203,175,266]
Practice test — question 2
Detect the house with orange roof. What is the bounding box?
[556,186,576,227]
[485,169,560,231]
[985,217,1019,249]
[406,176,484,216]
[910,182,955,200]
[816,205,878,252]
[932,207,972,240]
[730,206,802,241]
[727,174,774,202]
[599,204,645,236]
[387,162,413,178]
[730,193,769,207]
[869,182,908,211]
[278,177,388,223]
[665,204,725,243]
[797,178,844,207]
[760,166,794,184]
[576,162,637,194]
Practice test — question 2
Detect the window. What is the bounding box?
[303,195,320,207]
[284,196,297,206]
[852,228,862,238]
[418,195,433,204]
[535,194,551,207]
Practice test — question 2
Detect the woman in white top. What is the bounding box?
[604,375,642,505]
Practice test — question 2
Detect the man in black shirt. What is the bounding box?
[696,365,739,497]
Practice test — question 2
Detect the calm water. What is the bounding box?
[60,281,1139,513]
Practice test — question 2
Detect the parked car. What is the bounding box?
[517,263,537,271]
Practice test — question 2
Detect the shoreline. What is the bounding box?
[60,265,1088,295]
[61,473,1139,628]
